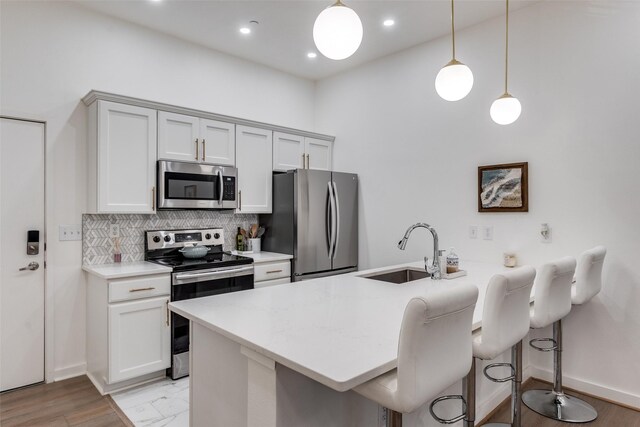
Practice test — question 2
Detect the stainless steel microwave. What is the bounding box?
[157,160,237,210]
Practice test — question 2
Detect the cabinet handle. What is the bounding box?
[165,299,170,326]
[306,154,310,169]
[266,270,283,274]
[129,287,155,293]
[238,190,242,211]
[301,153,305,169]
[202,139,206,161]
[195,138,199,160]
[152,187,156,210]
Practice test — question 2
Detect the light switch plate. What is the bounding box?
[59,225,82,241]
[469,226,478,239]
[482,226,494,240]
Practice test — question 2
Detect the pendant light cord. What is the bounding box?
[504,0,509,94]
[451,0,456,60]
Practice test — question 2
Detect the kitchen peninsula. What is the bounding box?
[169,261,512,427]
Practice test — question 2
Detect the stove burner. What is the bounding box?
[149,251,252,272]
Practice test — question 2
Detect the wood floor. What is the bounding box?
[1,376,638,426]
[482,378,640,427]
[0,376,132,427]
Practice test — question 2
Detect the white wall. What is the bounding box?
[316,0,640,409]
[0,0,315,381]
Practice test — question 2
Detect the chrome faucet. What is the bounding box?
[397,223,441,280]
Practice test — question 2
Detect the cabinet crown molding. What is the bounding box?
[82,90,335,143]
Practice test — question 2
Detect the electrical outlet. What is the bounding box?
[540,223,552,243]
[109,223,120,238]
[59,225,82,241]
[469,226,478,239]
[482,226,494,240]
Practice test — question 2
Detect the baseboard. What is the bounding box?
[529,366,640,411]
[53,363,87,382]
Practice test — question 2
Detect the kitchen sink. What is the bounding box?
[360,267,430,284]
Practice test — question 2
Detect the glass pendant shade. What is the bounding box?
[313,2,363,60]
[435,60,474,101]
[490,93,522,125]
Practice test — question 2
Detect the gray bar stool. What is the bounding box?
[523,248,605,423]
[462,266,536,427]
[353,284,479,427]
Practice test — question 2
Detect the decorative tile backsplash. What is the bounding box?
[82,211,257,265]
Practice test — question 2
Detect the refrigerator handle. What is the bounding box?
[332,181,340,260]
[327,181,336,259]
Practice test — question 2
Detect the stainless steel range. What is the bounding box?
[145,228,253,379]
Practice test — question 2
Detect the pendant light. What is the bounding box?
[313,0,363,61]
[490,0,521,125]
[435,0,473,101]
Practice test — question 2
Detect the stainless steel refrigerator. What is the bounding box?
[260,169,358,281]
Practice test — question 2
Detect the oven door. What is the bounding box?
[157,160,237,209]
[170,265,253,363]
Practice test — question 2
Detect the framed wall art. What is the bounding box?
[478,162,528,212]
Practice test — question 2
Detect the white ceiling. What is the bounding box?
[76,0,539,81]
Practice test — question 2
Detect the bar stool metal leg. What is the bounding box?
[483,342,522,427]
[522,320,598,423]
[463,358,476,427]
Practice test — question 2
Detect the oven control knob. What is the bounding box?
[205,233,212,240]
[164,235,172,243]
[213,233,220,240]
[152,236,161,243]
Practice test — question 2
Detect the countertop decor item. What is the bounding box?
[478,162,528,212]
[504,252,517,267]
[435,0,474,101]
[490,0,522,125]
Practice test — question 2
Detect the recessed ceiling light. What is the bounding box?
[383,19,395,27]
[239,27,251,35]
[307,52,317,59]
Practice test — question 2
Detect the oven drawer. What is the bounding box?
[254,261,291,282]
[109,274,171,303]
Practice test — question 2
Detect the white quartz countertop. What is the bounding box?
[82,261,172,279]
[170,261,515,392]
[229,251,293,263]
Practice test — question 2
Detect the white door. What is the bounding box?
[305,138,332,171]
[158,111,199,162]
[97,101,157,214]
[273,132,305,172]
[236,126,273,214]
[200,119,235,166]
[108,296,170,383]
[0,117,45,392]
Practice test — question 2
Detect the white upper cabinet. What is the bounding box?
[305,138,332,171]
[157,111,199,162]
[273,132,305,172]
[236,126,273,214]
[200,119,235,166]
[88,100,157,214]
[158,112,235,166]
[273,132,332,172]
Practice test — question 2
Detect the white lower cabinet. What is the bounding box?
[253,259,291,288]
[108,296,170,383]
[86,272,171,394]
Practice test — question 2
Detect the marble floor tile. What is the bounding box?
[111,378,189,427]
